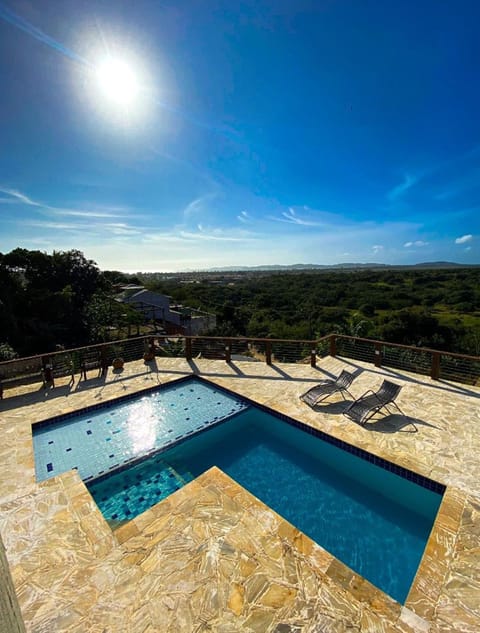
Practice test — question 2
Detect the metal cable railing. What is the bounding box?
[336,337,375,364]
[1,333,479,398]
[440,354,480,385]
[382,345,432,377]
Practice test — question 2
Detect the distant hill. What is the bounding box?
[205,261,478,272]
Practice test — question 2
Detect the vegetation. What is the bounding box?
[0,249,137,356]
[0,248,479,358]
[139,268,480,355]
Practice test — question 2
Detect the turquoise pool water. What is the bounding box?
[88,401,443,603]
[33,379,247,482]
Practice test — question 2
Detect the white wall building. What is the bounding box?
[121,289,216,335]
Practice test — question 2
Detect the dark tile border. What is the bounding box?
[31,374,445,495]
[196,376,446,495]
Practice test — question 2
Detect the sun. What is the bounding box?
[95,57,141,107]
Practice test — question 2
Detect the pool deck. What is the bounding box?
[0,355,479,632]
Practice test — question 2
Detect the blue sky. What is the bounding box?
[0,0,479,271]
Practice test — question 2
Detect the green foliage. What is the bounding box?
[140,267,480,355]
[0,342,17,361]
[1,254,479,357]
[0,249,111,354]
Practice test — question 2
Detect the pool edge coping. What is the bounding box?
[28,371,452,620]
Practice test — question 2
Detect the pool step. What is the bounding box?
[161,461,195,487]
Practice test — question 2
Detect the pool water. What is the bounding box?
[32,380,247,482]
[88,404,443,604]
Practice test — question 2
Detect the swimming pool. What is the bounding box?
[33,377,444,603]
[32,379,248,482]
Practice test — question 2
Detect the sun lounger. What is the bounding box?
[300,369,356,407]
[343,379,406,426]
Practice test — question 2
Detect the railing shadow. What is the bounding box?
[184,358,339,382]
[336,358,480,399]
[0,382,78,411]
[0,361,163,411]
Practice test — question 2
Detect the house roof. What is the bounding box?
[122,289,171,307]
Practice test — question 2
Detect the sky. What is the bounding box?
[0,0,479,271]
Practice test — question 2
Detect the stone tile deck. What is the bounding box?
[0,356,479,632]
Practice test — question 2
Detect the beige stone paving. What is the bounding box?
[0,355,479,632]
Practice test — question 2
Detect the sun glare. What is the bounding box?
[95,58,140,107]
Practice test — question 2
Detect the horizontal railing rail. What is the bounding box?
[0,333,479,398]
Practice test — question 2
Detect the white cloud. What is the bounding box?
[0,187,134,221]
[404,240,429,248]
[237,210,250,223]
[372,245,384,253]
[182,193,217,219]
[268,207,323,226]
[0,187,42,206]
[180,228,257,243]
[52,209,126,218]
[387,174,417,201]
[455,234,473,244]
[103,223,143,236]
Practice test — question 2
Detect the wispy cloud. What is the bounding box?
[435,169,480,201]
[0,186,133,220]
[24,220,86,231]
[182,193,217,219]
[268,207,323,226]
[455,234,473,244]
[372,245,384,254]
[103,223,143,236]
[404,240,429,248]
[237,210,250,223]
[387,174,418,201]
[390,145,480,204]
[180,226,257,242]
[0,186,43,206]
[51,209,127,218]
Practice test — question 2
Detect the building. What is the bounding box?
[120,288,216,335]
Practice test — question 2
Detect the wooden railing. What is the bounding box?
[0,333,479,398]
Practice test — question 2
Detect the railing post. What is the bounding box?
[185,337,192,361]
[329,335,337,357]
[310,345,316,368]
[265,341,272,365]
[374,342,382,367]
[41,355,53,386]
[225,340,231,363]
[431,352,440,380]
[100,346,108,375]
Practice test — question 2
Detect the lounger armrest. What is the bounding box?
[355,388,376,401]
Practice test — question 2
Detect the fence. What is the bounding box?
[1,333,479,398]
